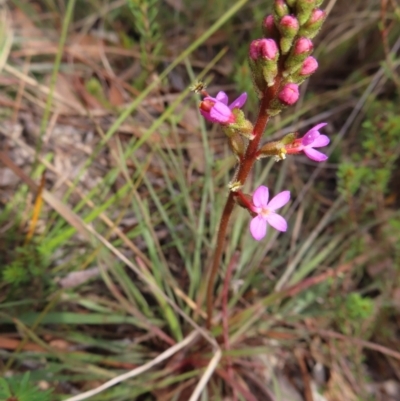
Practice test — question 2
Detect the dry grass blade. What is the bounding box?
[63,330,199,401]
[188,349,222,401]
[0,5,12,73]
[24,172,45,243]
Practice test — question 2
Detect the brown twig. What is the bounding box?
[217,369,259,401]
[295,349,314,401]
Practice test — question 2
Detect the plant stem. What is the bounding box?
[222,253,239,401]
[206,79,282,328]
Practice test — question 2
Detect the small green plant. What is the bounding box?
[0,373,52,401]
[337,98,400,207]
[127,0,162,87]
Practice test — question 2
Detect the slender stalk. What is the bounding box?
[206,78,282,328]
[222,253,239,401]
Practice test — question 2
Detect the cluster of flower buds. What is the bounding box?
[250,0,325,115]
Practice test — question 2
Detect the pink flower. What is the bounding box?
[278,83,299,105]
[300,122,329,161]
[199,91,247,125]
[250,186,290,241]
[285,123,330,162]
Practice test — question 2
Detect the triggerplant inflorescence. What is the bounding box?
[196,0,331,327]
[195,0,330,244]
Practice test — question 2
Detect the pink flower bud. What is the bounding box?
[294,37,313,54]
[310,9,326,23]
[249,39,261,60]
[274,0,289,17]
[263,15,276,33]
[260,39,279,59]
[278,83,299,105]
[280,15,299,30]
[300,56,318,75]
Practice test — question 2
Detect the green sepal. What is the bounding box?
[280,36,295,55]
[249,57,267,97]
[281,132,297,145]
[258,140,287,160]
[283,49,312,76]
[266,98,285,116]
[261,59,279,87]
[296,0,315,25]
[225,109,255,140]
[222,129,246,159]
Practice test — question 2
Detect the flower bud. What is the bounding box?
[278,15,300,54]
[249,39,280,88]
[310,8,326,23]
[249,39,261,60]
[249,40,268,95]
[280,14,300,30]
[260,38,279,60]
[300,56,318,75]
[262,15,278,38]
[283,37,314,76]
[274,0,289,18]
[278,83,299,105]
[299,8,326,38]
[294,37,313,54]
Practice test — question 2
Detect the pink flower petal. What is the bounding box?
[302,131,320,146]
[250,215,268,240]
[209,102,233,124]
[215,91,228,104]
[311,134,330,148]
[229,92,247,110]
[266,213,288,232]
[304,148,328,162]
[199,109,212,122]
[253,185,269,208]
[267,190,290,211]
[309,122,327,132]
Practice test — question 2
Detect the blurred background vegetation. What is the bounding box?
[0,0,399,400]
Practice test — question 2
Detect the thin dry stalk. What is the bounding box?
[188,349,222,401]
[63,331,199,401]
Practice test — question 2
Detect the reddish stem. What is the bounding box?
[222,253,239,401]
[206,78,282,328]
